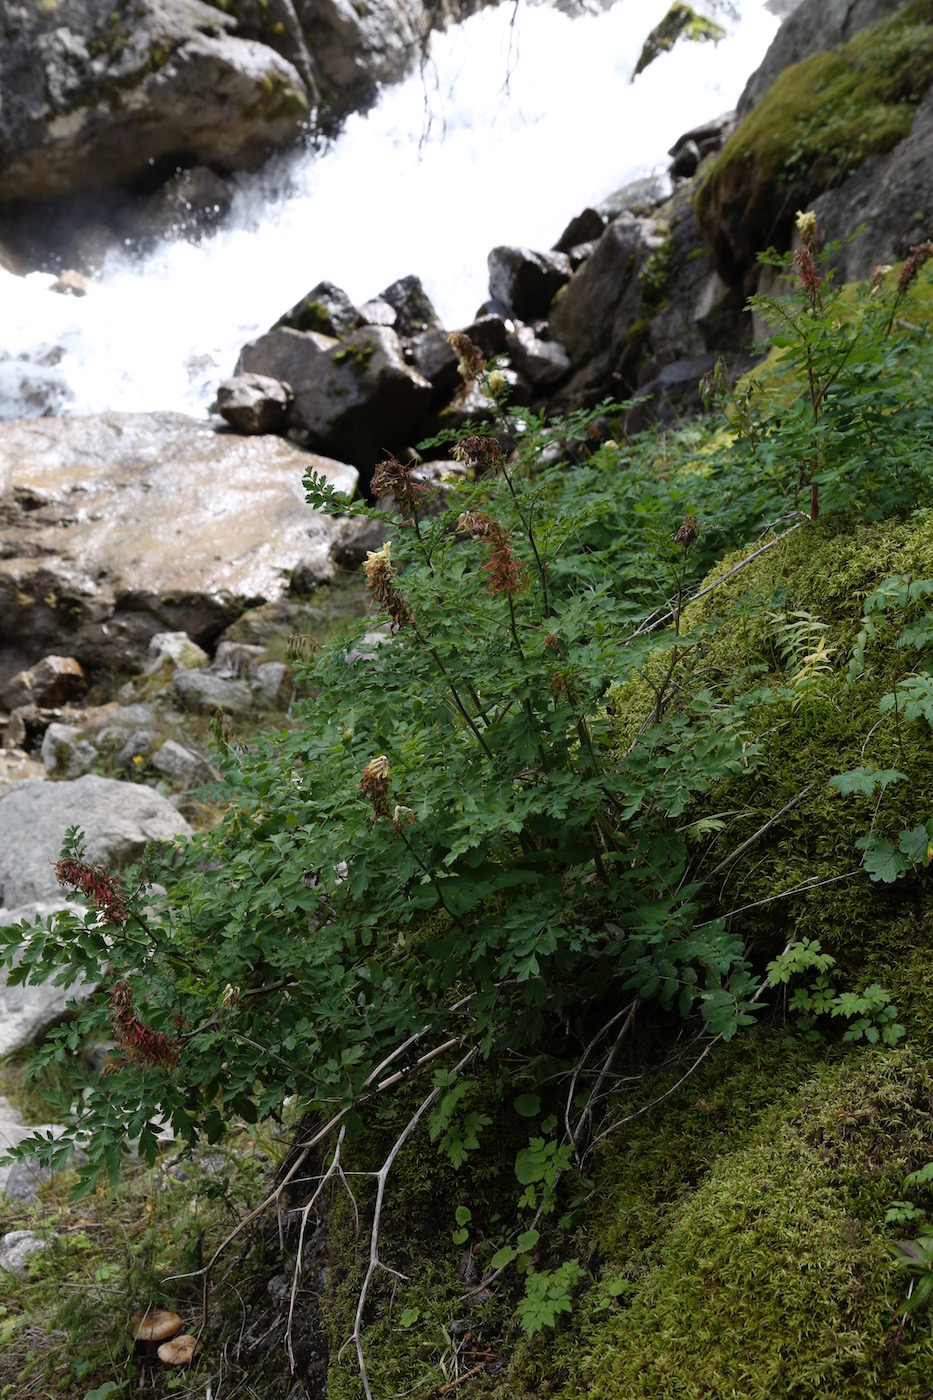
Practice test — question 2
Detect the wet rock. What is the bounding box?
[599,172,673,221]
[552,207,606,255]
[237,325,432,475]
[172,670,254,714]
[40,723,98,779]
[211,373,293,434]
[0,774,191,908]
[359,298,397,327]
[276,281,363,338]
[120,165,233,244]
[1,655,86,711]
[0,0,312,206]
[668,112,736,163]
[670,138,701,179]
[409,328,460,396]
[378,274,439,336]
[505,326,570,387]
[460,314,509,359]
[487,246,572,321]
[49,270,93,297]
[0,413,357,677]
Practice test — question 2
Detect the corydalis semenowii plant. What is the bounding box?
[0,391,767,1201]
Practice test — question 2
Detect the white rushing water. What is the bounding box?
[0,0,780,420]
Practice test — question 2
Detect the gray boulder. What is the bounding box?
[549,215,646,366]
[378,274,439,337]
[172,669,254,714]
[0,0,312,206]
[812,86,933,283]
[237,325,433,472]
[150,738,215,785]
[409,328,460,396]
[487,246,572,322]
[737,0,907,117]
[40,723,98,779]
[276,281,363,338]
[211,373,294,434]
[505,326,570,387]
[0,902,89,1058]
[553,207,606,255]
[0,774,191,908]
[0,1229,49,1269]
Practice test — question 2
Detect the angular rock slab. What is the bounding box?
[0,413,358,671]
[0,773,192,909]
[237,325,432,473]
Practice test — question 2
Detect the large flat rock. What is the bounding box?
[0,412,357,674]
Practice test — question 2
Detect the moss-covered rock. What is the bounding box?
[694,0,933,282]
[633,3,725,79]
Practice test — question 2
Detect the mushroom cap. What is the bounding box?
[131,1307,183,1343]
[157,1333,199,1366]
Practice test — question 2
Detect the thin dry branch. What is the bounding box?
[344,1047,479,1400]
[285,1125,352,1372]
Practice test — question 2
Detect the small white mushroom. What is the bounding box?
[157,1333,199,1366]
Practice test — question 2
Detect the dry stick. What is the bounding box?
[572,998,639,1150]
[699,785,813,887]
[584,945,789,1161]
[171,1006,479,1323]
[625,523,806,643]
[439,1362,487,1394]
[285,1125,349,1373]
[345,1047,478,1400]
[563,998,639,1151]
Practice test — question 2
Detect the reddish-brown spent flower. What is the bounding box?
[110,980,180,1070]
[451,436,502,475]
[446,332,485,383]
[897,240,933,294]
[361,542,412,631]
[55,857,129,926]
[673,515,698,550]
[457,510,525,597]
[794,245,822,296]
[361,754,392,820]
[484,535,525,598]
[371,454,426,513]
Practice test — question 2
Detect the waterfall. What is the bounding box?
[0,0,779,421]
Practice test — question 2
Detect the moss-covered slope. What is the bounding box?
[695,0,933,280]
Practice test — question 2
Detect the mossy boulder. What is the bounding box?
[633,3,725,79]
[694,0,933,283]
